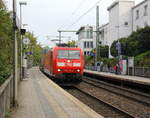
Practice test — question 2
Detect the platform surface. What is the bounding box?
[10,67,103,118]
[84,69,150,86]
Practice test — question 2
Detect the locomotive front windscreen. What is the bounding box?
[58,50,80,59]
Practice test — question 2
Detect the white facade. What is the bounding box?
[98,0,150,58]
[99,23,109,46]
[76,25,96,56]
[107,0,135,47]
[77,0,150,57]
[132,0,150,31]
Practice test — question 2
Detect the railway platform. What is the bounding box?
[84,70,150,89]
[10,67,103,118]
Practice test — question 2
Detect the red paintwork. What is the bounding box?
[41,46,84,78]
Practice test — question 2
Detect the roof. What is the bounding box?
[76,25,94,34]
[76,26,85,34]
[132,0,148,9]
[107,1,119,11]
[107,0,135,11]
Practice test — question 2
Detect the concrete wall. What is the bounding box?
[119,1,134,38]
[0,70,20,118]
[99,23,109,46]
[0,77,13,118]
[132,0,150,31]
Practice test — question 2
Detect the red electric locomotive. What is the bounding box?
[41,46,84,82]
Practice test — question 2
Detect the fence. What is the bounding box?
[85,65,115,73]
[85,66,150,78]
[0,76,13,118]
[134,67,150,77]
[0,69,20,118]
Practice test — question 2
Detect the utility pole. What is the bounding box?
[58,31,61,44]
[19,1,27,80]
[58,30,77,44]
[20,2,22,80]
[95,5,99,64]
[13,0,18,106]
[47,35,70,44]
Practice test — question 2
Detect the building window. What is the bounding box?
[90,28,93,38]
[87,30,90,39]
[144,5,148,16]
[124,22,128,26]
[101,30,104,40]
[87,42,89,48]
[90,42,93,48]
[84,42,86,48]
[136,10,139,20]
[86,28,93,39]
[87,51,89,55]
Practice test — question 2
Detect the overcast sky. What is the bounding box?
[5,0,143,47]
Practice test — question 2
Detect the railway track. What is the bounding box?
[71,87,135,118]
[83,77,150,106]
[69,77,150,118]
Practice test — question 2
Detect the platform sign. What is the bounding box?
[116,41,121,56]
[128,57,134,67]
[120,60,127,75]
[23,38,30,45]
[26,52,33,55]
[89,52,95,57]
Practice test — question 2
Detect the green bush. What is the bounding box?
[85,56,94,65]
[111,26,150,57]
[0,4,13,85]
[98,45,109,58]
[99,58,118,67]
[135,51,150,67]
[24,32,42,66]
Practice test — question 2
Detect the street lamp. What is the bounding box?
[19,1,27,80]
[13,0,17,107]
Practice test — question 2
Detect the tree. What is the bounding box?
[99,45,109,58]
[111,26,150,57]
[67,40,76,47]
[24,32,42,66]
[0,3,13,85]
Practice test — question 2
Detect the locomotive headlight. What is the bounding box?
[57,62,65,66]
[58,69,61,72]
[77,69,80,72]
[73,63,81,67]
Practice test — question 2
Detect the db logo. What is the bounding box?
[67,63,72,66]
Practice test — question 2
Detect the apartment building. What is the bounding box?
[77,0,150,57]
[76,25,96,56]
[99,0,150,57]
[107,0,135,47]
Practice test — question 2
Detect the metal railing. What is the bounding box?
[0,69,20,118]
[85,65,115,73]
[0,76,13,118]
[134,67,150,78]
[85,66,150,78]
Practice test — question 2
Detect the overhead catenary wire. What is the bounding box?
[72,0,88,15]
[59,0,88,30]
[68,0,103,29]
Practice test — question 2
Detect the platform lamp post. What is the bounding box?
[12,0,18,106]
[19,1,27,80]
[115,25,122,74]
